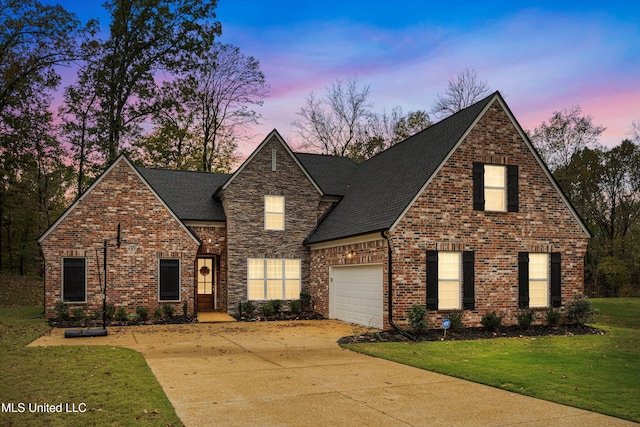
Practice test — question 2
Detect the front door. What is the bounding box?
[197,257,217,311]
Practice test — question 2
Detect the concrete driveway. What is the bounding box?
[31,320,635,426]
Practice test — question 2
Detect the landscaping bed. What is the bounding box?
[233,310,324,322]
[338,324,605,344]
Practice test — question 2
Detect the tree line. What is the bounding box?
[1,1,637,297]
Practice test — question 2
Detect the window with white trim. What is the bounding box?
[63,258,86,302]
[529,253,549,307]
[247,259,301,300]
[484,164,506,211]
[264,195,284,230]
[438,252,461,310]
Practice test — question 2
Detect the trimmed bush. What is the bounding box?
[54,301,69,321]
[136,306,149,321]
[481,311,503,331]
[407,304,428,333]
[300,291,311,311]
[446,311,464,332]
[516,309,537,329]
[289,300,302,314]
[114,307,127,322]
[545,308,562,326]
[161,304,175,318]
[566,295,597,325]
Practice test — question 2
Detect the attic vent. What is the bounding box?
[272,149,277,171]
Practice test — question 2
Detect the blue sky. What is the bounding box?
[49,1,640,154]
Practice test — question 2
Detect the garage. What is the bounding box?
[329,264,383,329]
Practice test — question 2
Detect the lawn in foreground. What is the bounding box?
[0,306,182,427]
[342,298,640,423]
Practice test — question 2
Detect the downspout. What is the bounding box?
[381,231,415,341]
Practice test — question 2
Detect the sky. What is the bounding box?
[48,0,640,156]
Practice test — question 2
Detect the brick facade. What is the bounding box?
[310,101,589,329]
[40,158,200,319]
[220,135,321,311]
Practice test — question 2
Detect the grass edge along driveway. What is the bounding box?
[342,298,640,423]
[0,306,182,427]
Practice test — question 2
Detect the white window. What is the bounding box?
[264,195,284,230]
[247,259,301,300]
[529,253,549,307]
[438,252,461,310]
[484,164,506,211]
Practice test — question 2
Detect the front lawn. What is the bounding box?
[0,306,182,426]
[342,298,640,423]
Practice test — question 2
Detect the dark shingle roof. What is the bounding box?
[305,92,497,244]
[295,153,357,196]
[137,167,231,221]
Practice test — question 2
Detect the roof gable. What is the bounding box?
[306,92,496,244]
[221,129,323,195]
[38,155,200,244]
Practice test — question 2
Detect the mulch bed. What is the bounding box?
[233,311,324,322]
[337,324,606,344]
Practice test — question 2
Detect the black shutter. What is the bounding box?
[63,258,86,302]
[160,259,180,301]
[462,251,475,310]
[473,162,484,211]
[507,165,519,212]
[518,252,529,308]
[551,252,562,307]
[426,251,438,310]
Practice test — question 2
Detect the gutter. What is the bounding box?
[381,231,415,341]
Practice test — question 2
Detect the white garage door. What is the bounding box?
[330,264,383,329]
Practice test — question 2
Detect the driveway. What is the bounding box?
[31,320,635,426]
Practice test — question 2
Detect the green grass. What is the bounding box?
[0,306,182,426]
[343,298,640,423]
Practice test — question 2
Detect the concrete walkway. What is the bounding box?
[30,321,636,427]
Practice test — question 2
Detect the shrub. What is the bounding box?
[104,304,115,321]
[446,311,464,332]
[54,301,69,321]
[481,311,503,331]
[566,295,597,325]
[114,307,128,322]
[269,299,281,314]
[516,309,537,329]
[153,306,163,320]
[238,301,256,316]
[407,304,428,333]
[71,307,86,325]
[136,306,149,321]
[261,302,275,317]
[300,291,311,311]
[545,308,562,326]
[289,300,302,314]
[182,300,189,319]
[161,304,175,318]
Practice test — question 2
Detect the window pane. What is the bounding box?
[265,196,284,230]
[265,213,284,230]
[267,259,282,279]
[438,280,461,310]
[285,280,301,299]
[266,279,282,299]
[484,165,505,187]
[159,259,180,300]
[438,252,460,280]
[485,188,505,211]
[285,259,301,279]
[248,280,264,300]
[265,196,284,213]
[248,259,264,279]
[529,253,548,280]
[63,258,86,302]
[529,280,548,307]
[198,258,213,294]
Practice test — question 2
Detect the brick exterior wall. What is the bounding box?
[220,135,321,312]
[310,100,589,329]
[39,158,200,319]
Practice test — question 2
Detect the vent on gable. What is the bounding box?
[272,149,277,171]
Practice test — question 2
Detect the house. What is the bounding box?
[38,92,590,329]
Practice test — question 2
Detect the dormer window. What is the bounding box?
[264,195,284,230]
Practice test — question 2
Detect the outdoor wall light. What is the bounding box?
[347,250,355,259]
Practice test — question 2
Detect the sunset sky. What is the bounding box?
[49,1,640,155]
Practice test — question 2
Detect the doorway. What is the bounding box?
[197,257,218,311]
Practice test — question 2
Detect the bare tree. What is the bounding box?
[631,120,640,144]
[430,68,491,119]
[292,76,373,157]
